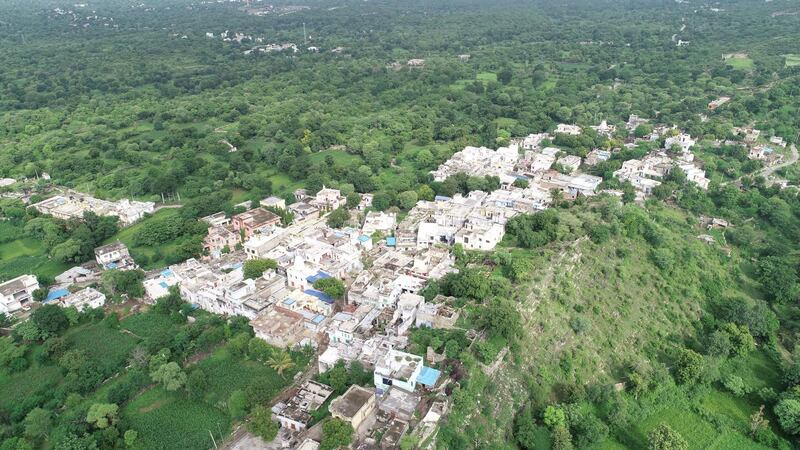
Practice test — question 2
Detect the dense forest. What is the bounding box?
[2,0,800,449]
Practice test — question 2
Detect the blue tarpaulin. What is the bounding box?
[306,270,332,284]
[44,289,70,303]
[304,289,334,304]
[417,366,441,388]
[386,237,397,247]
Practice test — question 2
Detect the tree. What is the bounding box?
[267,351,295,376]
[247,405,279,441]
[228,390,247,420]
[750,405,769,437]
[243,258,277,279]
[775,398,800,435]
[14,320,42,342]
[248,337,273,362]
[187,369,208,400]
[312,277,345,300]
[31,304,69,338]
[320,418,354,450]
[102,270,145,298]
[397,190,418,210]
[51,238,82,263]
[756,256,798,303]
[551,426,573,450]
[673,347,704,384]
[124,430,138,448]
[24,408,52,441]
[151,362,186,391]
[86,403,119,429]
[647,424,687,450]
[479,298,522,341]
[326,207,350,228]
[543,406,567,429]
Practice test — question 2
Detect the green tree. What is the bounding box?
[397,190,418,210]
[647,423,688,450]
[151,362,186,391]
[326,207,350,228]
[320,418,354,450]
[124,430,138,448]
[775,398,800,435]
[247,405,279,441]
[86,403,119,429]
[31,304,69,338]
[24,408,52,441]
[187,369,208,400]
[228,390,248,420]
[673,347,704,384]
[312,277,346,299]
[543,405,567,429]
[267,351,295,377]
[243,258,278,279]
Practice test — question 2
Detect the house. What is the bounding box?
[708,96,731,110]
[55,266,95,285]
[260,196,287,210]
[379,387,419,422]
[28,192,154,226]
[0,274,39,315]
[590,120,616,138]
[362,211,397,236]
[311,187,346,211]
[329,385,376,430]
[391,293,424,335]
[664,133,696,153]
[748,146,773,160]
[200,212,230,227]
[288,202,320,222]
[54,287,106,311]
[274,380,334,432]
[416,300,459,329]
[374,349,424,394]
[407,59,425,67]
[769,136,787,148]
[585,149,611,166]
[520,133,551,150]
[250,306,311,348]
[556,155,582,174]
[555,124,581,136]
[358,193,373,211]
[203,225,239,258]
[143,268,179,301]
[0,178,15,187]
[232,207,281,238]
[94,241,136,270]
[626,115,648,132]
[458,54,470,61]
[380,419,409,450]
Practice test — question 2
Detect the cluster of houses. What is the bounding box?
[28,191,155,226]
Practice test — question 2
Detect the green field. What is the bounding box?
[726,56,754,70]
[784,54,800,67]
[124,388,231,450]
[0,232,70,282]
[64,322,139,377]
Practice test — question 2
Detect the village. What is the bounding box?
[0,115,794,450]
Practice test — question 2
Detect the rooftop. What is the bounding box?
[330,385,375,419]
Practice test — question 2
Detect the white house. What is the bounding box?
[0,274,39,315]
[374,349,424,395]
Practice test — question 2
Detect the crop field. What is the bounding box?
[784,54,800,67]
[65,322,139,377]
[0,364,62,416]
[121,311,178,338]
[124,388,231,450]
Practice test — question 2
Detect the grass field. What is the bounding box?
[0,364,63,415]
[65,322,139,377]
[783,54,800,67]
[0,233,70,282]
[124,388,231,450]
[122,311,178,338]
[450,71,498,91]
[726,56,754,70]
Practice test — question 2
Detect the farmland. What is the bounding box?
[0,298,304,449]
